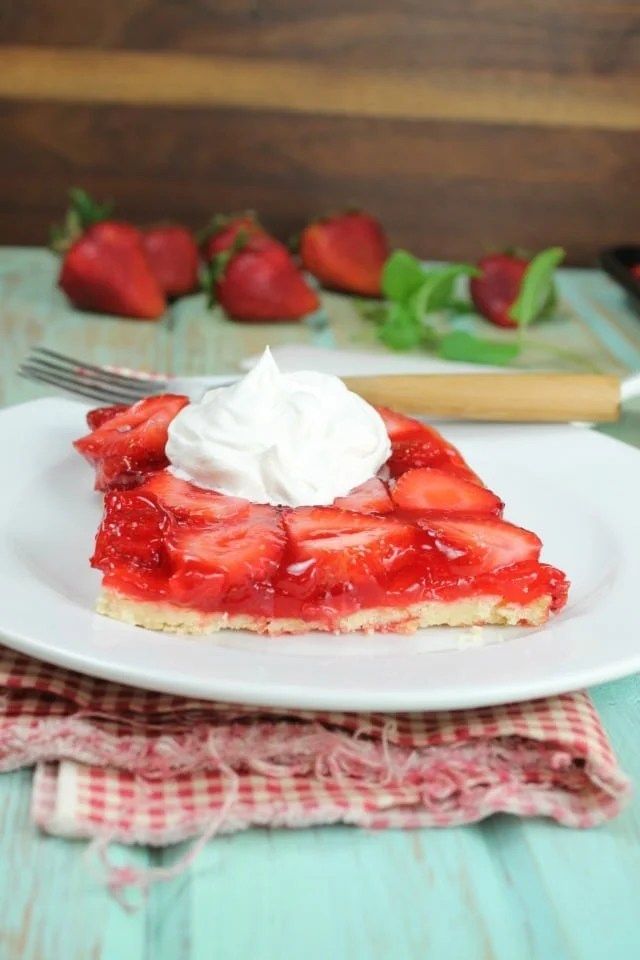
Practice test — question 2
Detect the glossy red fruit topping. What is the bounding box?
[387,431,478,483]
[375,406,426,441]
[470,253,528,329]
[283,508,416,588]
[299,211,389,297]
[93,488,170,571]
[392,468,502,515]
[420,518,540,577]
[142,225,199,298]
[86,404,128,431]
[333,477,393,514]
[74,394,188,490]
[142,472,249,524]
[167,505,286,600]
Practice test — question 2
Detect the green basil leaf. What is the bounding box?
[437,331,520,366]
[410,265,478,319]
[509,247,564,328]
[378,302,423,350]
[448,298,476,315]
[381,251,428,302]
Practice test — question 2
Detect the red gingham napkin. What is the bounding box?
[0,646,630,857]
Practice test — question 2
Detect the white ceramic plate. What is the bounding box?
[1,397,639,711]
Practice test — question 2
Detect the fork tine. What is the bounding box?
[30,346,168,390]
[18,363,147,405]
[25,354,151,402]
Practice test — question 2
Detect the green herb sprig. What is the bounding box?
[363,246,567,367]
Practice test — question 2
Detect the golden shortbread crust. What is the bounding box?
[97,588,551,636]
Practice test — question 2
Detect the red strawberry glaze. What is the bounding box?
[75,394,189,490]
[89,404,569,629]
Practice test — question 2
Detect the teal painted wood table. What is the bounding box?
[2,249,640,960]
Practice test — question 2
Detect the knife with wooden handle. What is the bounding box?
[341,373,625,422]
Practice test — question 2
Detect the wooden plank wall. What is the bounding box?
[0,1,639,262]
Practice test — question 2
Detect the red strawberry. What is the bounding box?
[375,406,426,441]
[299,211,389,297]
[200,213,265,262]
[333,477,393,514]
[209,234,320,322]
[59,221,166,320]
[142,225,199,299]
[470,253,528,329]
[86,403,128,431]
[392,468,502,515]
[167,505,286,601]
[74,394,188,490]
[631,263,640,281]
[420,518,541,576]
[92,488,170,572]
[142,471,249,524]
[283,507,415,588]
[387,428,479,483]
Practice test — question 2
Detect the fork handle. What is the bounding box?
[341,373,621,422]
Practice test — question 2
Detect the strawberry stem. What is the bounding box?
[50,187,113,254]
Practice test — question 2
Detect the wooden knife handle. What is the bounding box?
[341,373,621,422]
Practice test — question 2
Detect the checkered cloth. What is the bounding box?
[0,646,630,854]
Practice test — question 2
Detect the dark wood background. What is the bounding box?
[0,1,639,263]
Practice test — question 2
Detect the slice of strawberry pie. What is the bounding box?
[77,352,568,635]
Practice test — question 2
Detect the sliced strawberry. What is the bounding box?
[420,518,541,577]
[392,468,502,515]
[387,430,479,483]
[92,488,171,572]
[333,477,393,514]
[86,403,128,431]
[74,394,188,490]
[283,507,416,587]
[141,471,249,524]
[375,406,426,441]
[167,505,286,601]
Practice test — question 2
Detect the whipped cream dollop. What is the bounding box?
[166,348,391,507]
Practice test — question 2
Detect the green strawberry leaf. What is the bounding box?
[69,188,113,228]
[381,251,428,302]
[50,188,113,253]
[378,302,423,350]
[437,331,520,366]
[509,246,564,328]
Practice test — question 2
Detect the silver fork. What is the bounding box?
[18,346,230,405]
[18,344,640,422]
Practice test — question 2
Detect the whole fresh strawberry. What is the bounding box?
[142,225,199,298]
[60,222,166,319]
[200,212,265,262]
[469,253,529,329]
[54,189,166,320]
[299,210,389,297]
[206,234,320,322]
